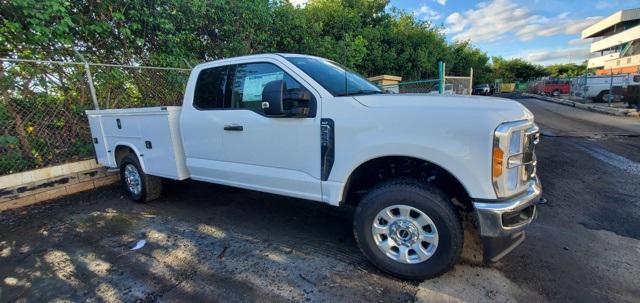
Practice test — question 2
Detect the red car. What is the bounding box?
[535,80,570,96]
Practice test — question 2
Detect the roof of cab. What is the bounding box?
[194,53,321,69]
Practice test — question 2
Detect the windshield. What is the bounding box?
[475,84,488,88]
[285,57,383,96]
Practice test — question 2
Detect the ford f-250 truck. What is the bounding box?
[86,53,542,280]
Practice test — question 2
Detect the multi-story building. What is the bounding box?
[583,8,640,75]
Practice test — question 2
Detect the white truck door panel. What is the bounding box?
[179,111,224,179]
[218,110,321,200]
[180,64,229,180]
[180,58,323,201]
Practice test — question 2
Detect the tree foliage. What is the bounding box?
[544,63,587,79]
[1,0,492,80]
[490,57,548,83]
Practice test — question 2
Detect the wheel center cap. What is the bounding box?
[389,220,418,246]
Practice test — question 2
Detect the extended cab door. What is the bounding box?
[181,58,323,201]
[218,61,322,201]
[180,65,231,178]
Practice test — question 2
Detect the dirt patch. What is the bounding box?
[416,264,546,302]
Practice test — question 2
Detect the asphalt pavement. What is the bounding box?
[497,96,640,302]
[0,95,638,302]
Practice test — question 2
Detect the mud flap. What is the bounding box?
[482,231,526,263]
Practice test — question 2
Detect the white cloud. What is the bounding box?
[513,47,590,65]
[434,0,447,5]
[517,16,604,41]
[414,5,441,20]
[444,0,603,43]
[289,0,308,7]
[568,38,592,46]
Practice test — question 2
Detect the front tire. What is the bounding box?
[353,179,463,280]
[119,154,162,202]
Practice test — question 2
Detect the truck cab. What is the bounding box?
[87,53,541,280]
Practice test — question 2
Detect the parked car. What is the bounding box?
[472,83,494,95]
[571,74,630,102]
[535,80,570,96]
[86,53,541,280]
[428,83,454,95]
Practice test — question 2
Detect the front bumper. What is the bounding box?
[473,177,542,262]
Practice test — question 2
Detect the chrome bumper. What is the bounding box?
[473,177,542,262]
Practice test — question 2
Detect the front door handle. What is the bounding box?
[223,124,243,131]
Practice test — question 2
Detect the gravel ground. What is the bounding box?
[0,94,638,302]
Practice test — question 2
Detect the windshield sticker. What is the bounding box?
[242,72,284,102]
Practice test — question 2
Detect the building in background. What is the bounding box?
[583,8,640,75]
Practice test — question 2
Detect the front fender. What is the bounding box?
[331,141,495,201]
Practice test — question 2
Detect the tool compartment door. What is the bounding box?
[87,114,110,166]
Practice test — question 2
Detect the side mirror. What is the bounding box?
[262,80,311,117]
[262,80,286,116]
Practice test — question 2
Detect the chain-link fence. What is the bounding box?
[88,64,190,109]
[382,79,439,94]
[445,77,472,95]
[0,58,190,175]
[526,73,640,109]
[383,77,472,95]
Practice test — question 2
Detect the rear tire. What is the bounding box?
[353,178,463,280]
[595,90,609,103]
[119,154,162,203]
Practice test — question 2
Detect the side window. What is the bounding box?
[231,63,308,112]
[193,66,231,109]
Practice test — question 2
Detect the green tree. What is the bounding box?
[491,57,548,82]
[544,63,587,78]
[446,40,492,84]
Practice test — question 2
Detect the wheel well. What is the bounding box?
[114,145,135,167]
[341,156,473,212]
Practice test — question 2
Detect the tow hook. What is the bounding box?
[536,197,548,205]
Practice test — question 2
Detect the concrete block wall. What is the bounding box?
[0,160,119,211]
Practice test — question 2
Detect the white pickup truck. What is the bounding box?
[86,53,541,280]
[571,74,640,102]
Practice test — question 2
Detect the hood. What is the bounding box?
[353,94,533,122]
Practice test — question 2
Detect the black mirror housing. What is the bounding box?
[262,80,286,116]
[262,80,312,118]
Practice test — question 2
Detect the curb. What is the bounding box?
[522,93,639,118]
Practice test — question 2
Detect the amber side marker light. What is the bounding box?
[492,147,504,178]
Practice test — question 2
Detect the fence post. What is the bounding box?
[74,50,99,110]
[582,72,587,103]
[608,68,613,106]
[438,61,444,94]
[469,67,474,95]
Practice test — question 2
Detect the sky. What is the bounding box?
[392,0,640,65]
[291,0,640,66]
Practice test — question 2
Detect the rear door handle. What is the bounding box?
[223,124,243,131]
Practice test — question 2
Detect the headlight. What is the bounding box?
[492,120,539,198]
